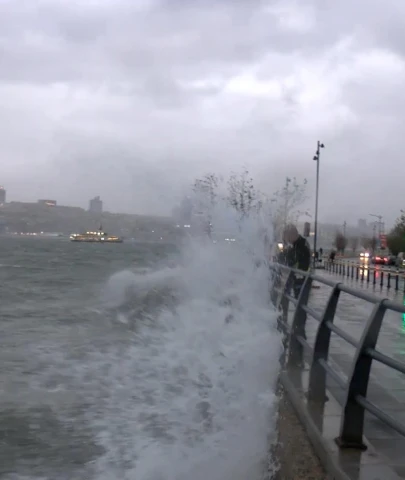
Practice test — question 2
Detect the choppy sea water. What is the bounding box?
[0,235,282,480]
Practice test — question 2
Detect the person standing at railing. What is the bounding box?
[279,224,311,298]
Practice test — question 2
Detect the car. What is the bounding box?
[359,251,371,262]
[371,253,396,266]
[371,255,385,265]
[384,254,397,266]
[396,252,405,268]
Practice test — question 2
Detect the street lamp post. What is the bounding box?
[313,140,325,269]
[283,177,291,230]
[372,224,377,254]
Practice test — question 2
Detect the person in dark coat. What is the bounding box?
[280,224,311,298]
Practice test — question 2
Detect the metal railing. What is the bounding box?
[271,264,405,449]
[325,260,405,292]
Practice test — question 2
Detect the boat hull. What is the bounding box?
[70,238,123,243]
[69,227,123,243]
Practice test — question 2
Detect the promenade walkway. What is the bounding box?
[291,269,405,478]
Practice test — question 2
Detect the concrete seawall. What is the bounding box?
[271,383,328,480]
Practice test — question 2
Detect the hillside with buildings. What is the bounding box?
[0,189,182,241]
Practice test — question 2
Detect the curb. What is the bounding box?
[279,370,401,480]
[272,381,328,480]
[280,371,350,480]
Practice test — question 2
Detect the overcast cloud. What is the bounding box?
[0,0,404,225]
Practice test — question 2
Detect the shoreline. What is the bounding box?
[270,383,329,480]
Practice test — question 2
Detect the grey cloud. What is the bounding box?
[1,0,405,225]
[0,0,321,86]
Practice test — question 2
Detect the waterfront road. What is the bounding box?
[295,271,405,477]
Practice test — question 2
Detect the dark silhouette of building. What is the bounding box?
[179,196,193,224]
[89,196,103,214]
[0,186,6,205]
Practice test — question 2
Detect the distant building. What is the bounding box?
[38,199,57,207]
[179,196,193,224]
[0,186,6,205]
[172,196,193,225]
[89,196,103,214]
[357,218,367,232]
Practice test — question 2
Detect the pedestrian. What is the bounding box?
[329,249,336,263]
[280,224,311,298]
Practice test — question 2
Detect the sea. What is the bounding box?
[0,232,282,480]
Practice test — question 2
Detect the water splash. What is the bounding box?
[93,209,282,479]
[6,205,282,480]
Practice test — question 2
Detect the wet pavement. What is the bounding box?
[283,270,405,479]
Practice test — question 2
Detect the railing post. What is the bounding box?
[287,274,313,368]
[277,269,295,318]
[387,273,391,289]
[308,284,341,402]
[356,265,359,280]
[336,300,388,450]
[380,271,384,287]
[269,266,280,307]
[275,269,294,367]
[395,274,399,291]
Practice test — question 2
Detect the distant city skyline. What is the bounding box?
[0,186,6,205]
[2,191,398,231]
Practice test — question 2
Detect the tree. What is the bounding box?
[360,236,376,251]
[192,173,220,236]
[193,173,219,212]
[386,235,405,256]
[387,211,405,255]
[334,232,348,254]
[269,177,308,240]
[187,170,308,248]
[349,236,359,253]
[227,169,259,219]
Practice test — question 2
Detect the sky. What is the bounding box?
[0,0,404,227]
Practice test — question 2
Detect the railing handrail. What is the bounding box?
[271,263,405,448]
